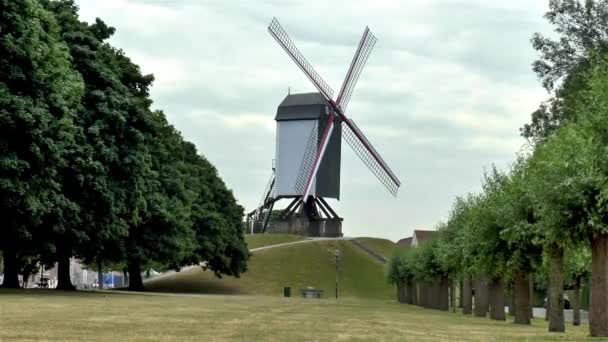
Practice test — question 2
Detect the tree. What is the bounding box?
[387,248,415,303]
[498,157,544,325]
[0,0,84,288]
[180,141,249,279]
[564,245,591,326]
[124,111,194,291]
[560,53,608,336]
[523,0,608,142]
[531,0,608,91]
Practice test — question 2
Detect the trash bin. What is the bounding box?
[283,287,291,297]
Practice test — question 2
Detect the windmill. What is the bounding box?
[246,18,401,237]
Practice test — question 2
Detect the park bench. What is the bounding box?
[300,287,323,298]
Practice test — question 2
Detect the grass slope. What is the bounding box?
[245,233,305,249]
[355,237,398,259]
[146,240,393,299]
[0,290,592,341]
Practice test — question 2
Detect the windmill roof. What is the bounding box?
[279,92,329,106]
[275,92,329,121]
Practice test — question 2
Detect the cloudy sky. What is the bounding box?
[76,0,552,241]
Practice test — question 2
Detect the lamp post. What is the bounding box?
[335,248,340,300]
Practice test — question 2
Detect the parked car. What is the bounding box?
[544,294,571,310]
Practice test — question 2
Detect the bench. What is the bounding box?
[300,287,323,298]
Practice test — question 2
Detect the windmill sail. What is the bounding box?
[268,18,334,102]
[342,118,400,196]
[269,17,401,198]
[337,27,377,112]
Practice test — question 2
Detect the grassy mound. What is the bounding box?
[245,233,306,249]
[354,237,398,259]
[145,239,393,299]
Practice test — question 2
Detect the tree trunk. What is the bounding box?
[422,281,428,308]
[22,272,30,289]
[56,254,75,291]
[474,274,489,317]
[458,280,464,309]
[421,281,429,308]
[590,233,608,337]
[439,276,449,311]
[0,247,20,288]
[529,274,534,320]
[433,278,441,309]
[405,279,413,304]
[397,280,406,303]
[548,245,565,332]
[572,276,581,326]
[463,274,473,315]
[122,267,129,287]
[489,276,506,321]
[545,281,550,321]
[97,259,104,290]
[127,260,144,291]
[507,285,515,317]
[514,272,531,325]
[450,278,456,312]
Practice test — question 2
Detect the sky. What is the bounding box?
[76,0,553,242]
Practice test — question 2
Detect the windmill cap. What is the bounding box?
[275,92,330,121]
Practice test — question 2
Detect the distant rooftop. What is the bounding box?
[413,230,436,242]
[397,237,412,247]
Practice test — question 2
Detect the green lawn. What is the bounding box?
[354,237,398,259]
[244,233,306,249]
[146,240,393,299]
[0,290,594,341]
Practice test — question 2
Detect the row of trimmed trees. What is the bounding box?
[0,0,248,291]
[390,0,608,336]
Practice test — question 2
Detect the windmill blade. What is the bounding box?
[336,27,377,112]
[302,114,337,199]
[342,118,401,196]
[268,18,334,102]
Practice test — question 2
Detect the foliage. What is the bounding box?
[0,0,248,289]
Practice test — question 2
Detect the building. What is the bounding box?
[397,229,437,248]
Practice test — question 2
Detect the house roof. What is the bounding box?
[275,92,329,121]
[397,237,412,246]
[413,229,436,242]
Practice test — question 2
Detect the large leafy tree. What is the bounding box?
[125,111,194,291]
[42,0,158,290]
[0,0,84,288]
[179,141,249,279]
